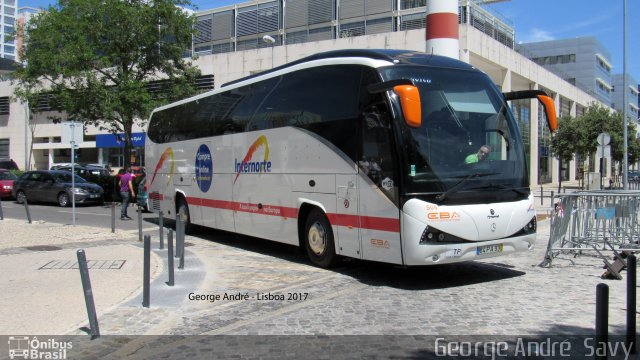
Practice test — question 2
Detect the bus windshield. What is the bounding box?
[381,66,528,204]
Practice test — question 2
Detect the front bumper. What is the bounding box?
[72,193,103,203]
[402,210,536,266]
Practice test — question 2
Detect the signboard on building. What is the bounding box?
[96,132,145,148]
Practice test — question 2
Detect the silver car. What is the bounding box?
[12,170,104,207]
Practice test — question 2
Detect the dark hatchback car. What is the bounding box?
[0,159,19,171]
[13,170,104,207]
[56,165,111,178]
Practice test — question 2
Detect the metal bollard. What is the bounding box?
[137,207,143,242]
[596,283,609,360]
[178,209,186,269]
[167,229,174,286]
[159,211,164,249]
[179,232,185,270]
[111,202,115,233]
[627,255,637,354]
[142,234,150,307]
[77,249,100,339]
[175,213,182,259]
[0,197,3,220]
[23,198,32,224]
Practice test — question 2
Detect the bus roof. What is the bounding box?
[221,49,475,88]
[150,49,478,115]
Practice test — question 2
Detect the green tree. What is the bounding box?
[573,104,640,181]
[13,0,201,167]
[550,115,580,191]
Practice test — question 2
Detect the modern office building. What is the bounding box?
[612,73,639,126]
[0,0,608,187]
[519,37,613,107]
[0,0,17,60]
[16,6,39,61]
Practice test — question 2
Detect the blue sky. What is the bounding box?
[19,0,640,83]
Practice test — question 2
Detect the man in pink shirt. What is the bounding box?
[120,166,136,220]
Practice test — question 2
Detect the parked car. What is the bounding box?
[84,163,113,174]
[628,171,640,181]
[0,159,19,171]
[50,163,81,170]
[0,169,17,199]
[12,170,104,207]
[56,165,111,178]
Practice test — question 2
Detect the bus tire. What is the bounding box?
[176,196,192,235]
[304,208,337,268]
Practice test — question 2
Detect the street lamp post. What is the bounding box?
[623,0,628,190]
[262,35,275,69]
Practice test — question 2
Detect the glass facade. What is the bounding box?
[1,0,17,60]
[192,0,515,55]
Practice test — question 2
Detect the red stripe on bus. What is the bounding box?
[327,213,400,233]
[426,13,459,40]
[184,196,399,232]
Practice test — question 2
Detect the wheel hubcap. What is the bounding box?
[59,194,68,206]
[308,221,326,256]
[17,192,25,203]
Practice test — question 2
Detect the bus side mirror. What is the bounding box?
[503,90,558,132]
[393,85,422,128]
[536,95,558,132]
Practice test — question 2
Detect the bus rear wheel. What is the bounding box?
[304,208,337,268]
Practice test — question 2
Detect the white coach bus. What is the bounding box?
[145,49,557,268]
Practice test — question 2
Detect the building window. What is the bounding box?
[596,55,611,73]
[0,97,9,115]
[0,139,9,159]
[538,104,552,184]
[400,0,426,9]
[510,99,531,169]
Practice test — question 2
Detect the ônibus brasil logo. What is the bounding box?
[234,135,272,184]
[8,336,72,359]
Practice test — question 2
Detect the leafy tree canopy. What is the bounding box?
[550,103,640,170]
[14,0,201,167]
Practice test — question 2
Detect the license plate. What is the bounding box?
[90,194,99,198]
[476,243,503,255]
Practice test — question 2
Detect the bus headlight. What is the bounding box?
[523,217,537,234]
[420,227,464,244]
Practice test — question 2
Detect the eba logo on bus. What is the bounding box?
[234,135,272,184]
[195,144,213,192]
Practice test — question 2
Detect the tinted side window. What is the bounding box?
[147,77,280,144]
[254,65,363,161]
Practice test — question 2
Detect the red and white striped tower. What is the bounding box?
[425,0,459,59]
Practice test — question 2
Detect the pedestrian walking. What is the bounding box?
[120,166,136,220]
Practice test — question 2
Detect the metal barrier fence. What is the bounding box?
[540,190,640,269]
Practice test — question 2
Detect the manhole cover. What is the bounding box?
[184,242,194,247]
[25,245,62,251]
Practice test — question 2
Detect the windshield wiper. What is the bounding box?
[469,183,528,196]
[435,172,499,202]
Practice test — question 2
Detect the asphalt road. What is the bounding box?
[0,198,159,231]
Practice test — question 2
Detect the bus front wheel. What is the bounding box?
[304,208,337,268]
